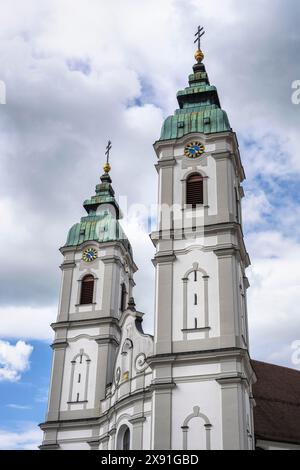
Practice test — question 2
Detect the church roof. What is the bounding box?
[252,360,300,445]
[159,58,231,141]
[64,172,132,256]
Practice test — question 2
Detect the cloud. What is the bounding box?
[6,404,32,410]
[0,0,299,364]
[0,340,33,382]
[247,231,300,367]
[0,306,56,341]
[243,189,273,226]
[0,423,41,450]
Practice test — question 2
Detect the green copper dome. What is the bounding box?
[159,61,231,141]
[64,172,132,255]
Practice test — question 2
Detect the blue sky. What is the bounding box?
[0,342,50,422]
[0,0,300,450]
[0,341,51,448]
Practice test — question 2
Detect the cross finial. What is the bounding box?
[194,26,205,63]
[194,25,205,50]
[105,140,112,164]
[103,140,112,173]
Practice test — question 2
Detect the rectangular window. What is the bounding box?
[186,175,204,206]
[80,275,94,305]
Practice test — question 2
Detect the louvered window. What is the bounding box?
[186,174,204,206]
[80,275,94,305]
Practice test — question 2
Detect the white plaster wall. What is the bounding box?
[171,235,218,251]
[171,379,222,450]
[67,327,99,340]
[59,442,90,450]
[57,429,93,440]
[142,415,152,450]
[173,362,221,379]
[172,250,220,341]
[60,336,99,411]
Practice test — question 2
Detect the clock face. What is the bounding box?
[82,247,97,263]
[184,142,205,159]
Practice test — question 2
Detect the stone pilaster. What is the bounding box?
[129,416,146,450]
[46,341,68,422]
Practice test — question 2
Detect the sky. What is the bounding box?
[0,0,300,450]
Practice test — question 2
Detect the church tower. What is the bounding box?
[41,30,256,451]
[149,33,255,450]
[40,156,138,449]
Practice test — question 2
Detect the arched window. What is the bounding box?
[80,275,94,305]
[120,283,127,312]
[186,174,204,207]
[123,427,130,450]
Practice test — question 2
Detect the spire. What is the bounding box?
[64,141,132,256]
[194,25,205,65]
[83,139,119,216]
[101,140,112,183]
[158,27,231,141]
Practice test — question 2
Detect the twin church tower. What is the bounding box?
[40,32,255,450]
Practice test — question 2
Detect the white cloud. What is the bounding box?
[120,216,155,333]
[0,306,56,341]
[0,340,33,382]
[243,190,272,226]
[7,404,32,410]
[247,231,300,367]
[0,424,42,450]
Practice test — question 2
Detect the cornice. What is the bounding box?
[155,157,177,170]
[149,380,177,392]
[151,252,176,266]
[151,222,250,267]
[51,340,68,350]
[59,261,76,271]
[147,347,251,366]
[129,415,147,425]
[95,335,119,347]
[51,316,121,331]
